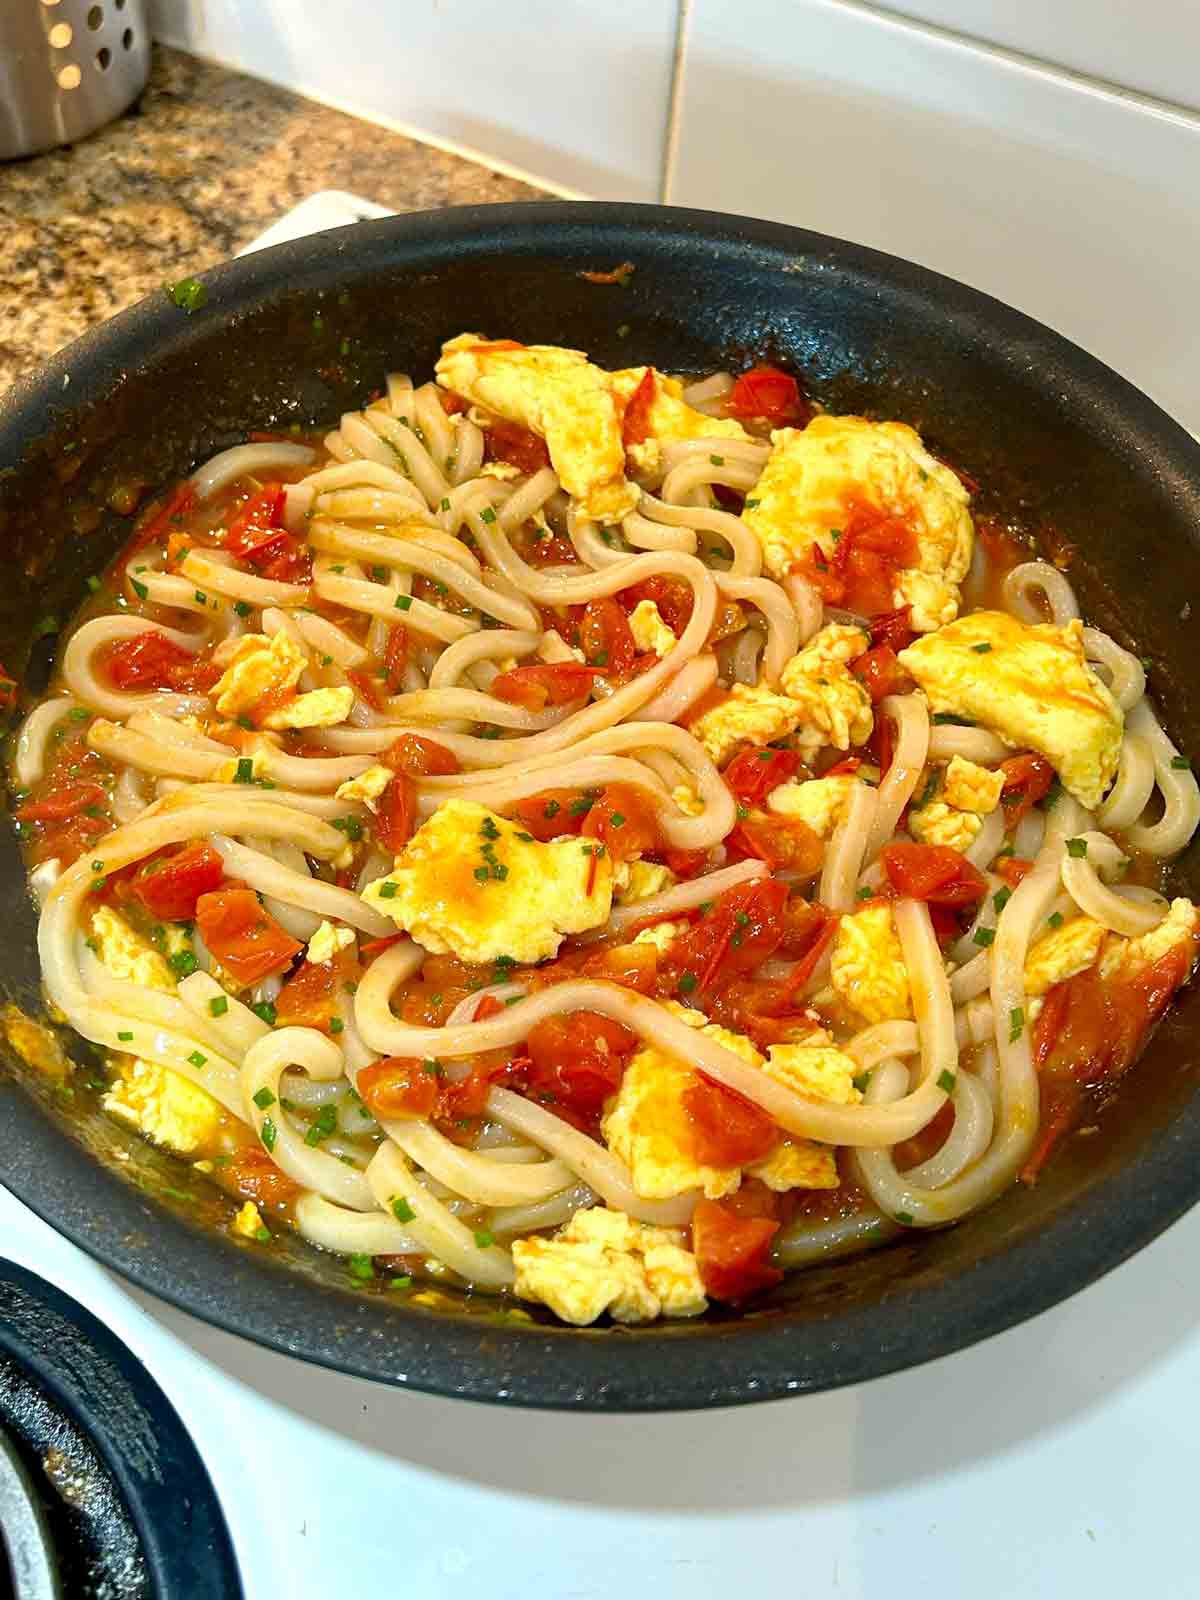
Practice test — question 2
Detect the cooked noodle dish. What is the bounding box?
[13,334,1199,1326]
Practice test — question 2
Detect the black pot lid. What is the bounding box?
[0,1258,241,1599]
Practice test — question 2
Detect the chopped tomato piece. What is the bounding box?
[691,1196,783,1302]
[132,843,225,921]
[347,667,387,713]
[723,747,801,808]
[359,932,405,959]
[800,501,918,617]
[579,598,637,681]
[726,811,824,877]
[122,481,196,560]
[224,1145,301,1208]
[275,954,356,1033]
[382,625,409,695]
[103,630,195,690]
[521,1011,639,1130]
[580,785,660,864]
[999,753,1057,826]
[513,787,591,842]
[485,420,551,476]
[383,732,460,777]
[621,369,657,447]
[723,364,809,426]
[851,643,909,703]
[663,876,789,994]
[491,661,600,711]
[224,484,287,562]
[0,662,17,711]
[867,709,896,776]
[823,756,863,778]
[683,1075,779,1166]
[437,390,468,415]
[783,909,840,995]
[358,1056,440,1120]
[531,940,661,998]
[621,575,694,636]
[376,775,416,853]
[881,842,987,907]
[869,606,916,653]
[194,888,302,987]
[15,783,107,824]
[662,846,709,880]
[29,810,109,868]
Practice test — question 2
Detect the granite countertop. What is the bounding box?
[0,47,543,395]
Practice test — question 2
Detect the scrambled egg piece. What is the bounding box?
[601,1004,839,1198]
[261,684,354,731]
[614,859,678,906]
[335,765,393,809]
[899,611,1123,810]
[632,920,686,953]
[211,630,307,719]
[1099,897,1200,981]
[765,1030,865,1104]
[231,1201,266,1240]
[688,683,802,765]
[307,921,356,965]
[779,623,873,756]
[1023,915,1106,997]
[943,756,1004,813]
[609,366,748,476]
[104,1056,223,1154]
[436,334,636,522]
[741,414,974,630]
[361,799,612,963]
[628,599,678,657]
[511,1206,707,1326]
[91,907,175,991]
[767,774,857,838]
[830,902,912,1023]
[671,783,705,818]
[908,800,981,853]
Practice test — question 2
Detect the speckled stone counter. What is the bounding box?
[0,47,543,395]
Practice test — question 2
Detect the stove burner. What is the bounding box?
[0,1260,241,1600]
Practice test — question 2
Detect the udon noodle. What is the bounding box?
[11,337,1198,1327]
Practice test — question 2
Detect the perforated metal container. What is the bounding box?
[0,0,149,161]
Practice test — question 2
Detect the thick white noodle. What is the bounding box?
[190,443,316,501]
[1002,561,1080,625]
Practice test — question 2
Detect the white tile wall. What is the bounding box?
[669,0,1200,431]
[148,0,682,202]
[864,0,1200,115]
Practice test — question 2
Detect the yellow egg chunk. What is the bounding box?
[631,920,687,953]
[609,366,749,475]
[232,1201,266,1240]
[307,920,355,965]
[767,775,857,839]
[1098,898,1200,981]
[779,623,874,756]
[511,1207,707,1326]
[908,800,981,854]
[942,756,1004,814]
[435,334,636,522]
[360,799,612,964]
[628,599,678,657]
[741,414,974,630]
[1023,915,1107,997]
[211,630,308,719]
[104,1056,223,1155]
[899,611,1123,810]
[765,1030,865,1104]
[688,682,803,765]
[614,859,678,905]
[830,902,913,1023]
[261,684,354,731]
[91,907,175,992]
[334,765,393,809]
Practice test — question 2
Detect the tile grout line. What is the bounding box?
[660,0,694,203]
[825,0,1200,130]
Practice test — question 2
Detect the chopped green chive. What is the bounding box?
[167,276,207,312]
[937,1069,956,1093]
[440,497,451,512]
[130,578,148,601]
[69,708,91,722]
[1172,756,1192,770]
[255,1226,271,1243]
[608,812,626,828]
[1047,911,1064,928]
[86,574,102,592]
[260,1117,277,1152]
[856,885,875,900]
[252,1086,276,1109]
[394,593,413,611]
[168,949,198,978]
[187,1049,207,1068]
[234,601,252,618]
[480,507,497,524]
[304,1104,337,1146]
[117,1030,134,1042]
[896,1211,914,1226]
[234,757,254,784]
[852,1071,871,1093]
[678,972,698,994]
[993,887,1012,915]
[252,1001,277,1026]
[543,800,561,819]
[1009,1006,1025,1042]
[745,497,760,508]
[392,1196,416,1224]
[972,642,993,654]
[931,713,976,726]
[329,1017,344,1034]
[474,1229,495,1250]
[91,859,104,872]
[377,881,397,898]
[332,815,364,840]
[208,995,229,1017]
[709,453,725,466]
[389,1275,413,1290]
[1066,837,1088,858]
[973,927,995,948]
[194,590,207,604]
[736,805,750,820]
[348,1253,374,1281]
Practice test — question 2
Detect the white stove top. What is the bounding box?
[5,194,1198,1597]
[4,1179,1199,1599]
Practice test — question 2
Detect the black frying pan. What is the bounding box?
[0,203,1197,1411]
